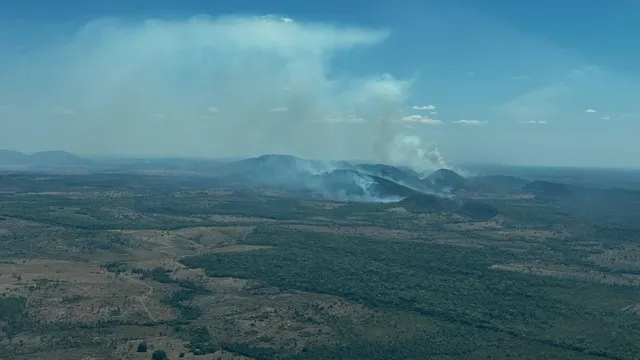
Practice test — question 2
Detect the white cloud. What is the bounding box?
[518,120,547,124]
[511,75,527,80]
[269,107,288,112]
[430,111,437,115]
[259,15,294,24]
[207,106,219,113]
[452,119,486,125]
[600,116,610,120]
[412,104,436,111]
[398,114,443,125]
[585,108,596,113]
[467,72,476,76]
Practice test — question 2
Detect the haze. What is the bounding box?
[1,1,639,168]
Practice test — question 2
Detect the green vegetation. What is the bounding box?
[182,226,640,359]
[186,326,217,355]
[152,349,168,360]
[458,200,499,221]
[0,296,27,342]
[132,267,212,321]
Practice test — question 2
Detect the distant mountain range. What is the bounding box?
[0,150,94,168]
[207,154,536,202]
[4,150,638,211]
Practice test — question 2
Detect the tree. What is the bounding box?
[136,341,148,352]
[152,349,168,360]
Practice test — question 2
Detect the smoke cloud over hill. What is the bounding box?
[0,15,447,171]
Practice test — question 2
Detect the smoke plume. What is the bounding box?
[385,134,447,172]
[0,15,408,161]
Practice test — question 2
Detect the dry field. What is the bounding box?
[283,224,418,240]
[0,259,175,325]
[589,244,640,272]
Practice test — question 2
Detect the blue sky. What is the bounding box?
[0,0,638,168]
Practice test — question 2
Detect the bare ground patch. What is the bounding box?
[621,303,640,315]
[173,269,251,293]
[482,228,567,241]
[446,220,503,231]
[284,224,418,240]
[211,215,277,223]
[468,193,535,200]
[0,217,46,229]
[589,244,640,273]
[298,200,346,210]
[186,288,371,354]
[118,226,256,260]
[491,263,640,286]
[0,259,176,323]
[284,224,496,249]
[210,245,274,253]
[386,207,410,215]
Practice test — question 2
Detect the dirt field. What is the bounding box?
[0,259,176,324]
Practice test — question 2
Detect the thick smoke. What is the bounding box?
[0,15,408,160]
[386,134,447,172]
[358,74,447,172]
[228,155,404,203]
[373,125,448,173]
[225,155,400,202]
[361,76,447,173]
[303,168,403,203]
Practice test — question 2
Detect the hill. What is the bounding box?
[310,169,419,201]
[29,151,94,167]
[0,150,94,168]
[215,155,421,202]
[0,149,29,166]
[423,168,466,191]
[217,154,328,179]
[356,163,421,183]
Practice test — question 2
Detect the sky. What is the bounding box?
[0,0,639,168]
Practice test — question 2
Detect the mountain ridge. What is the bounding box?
[0,150,94,168]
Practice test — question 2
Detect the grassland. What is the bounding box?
[1,172,640,359]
